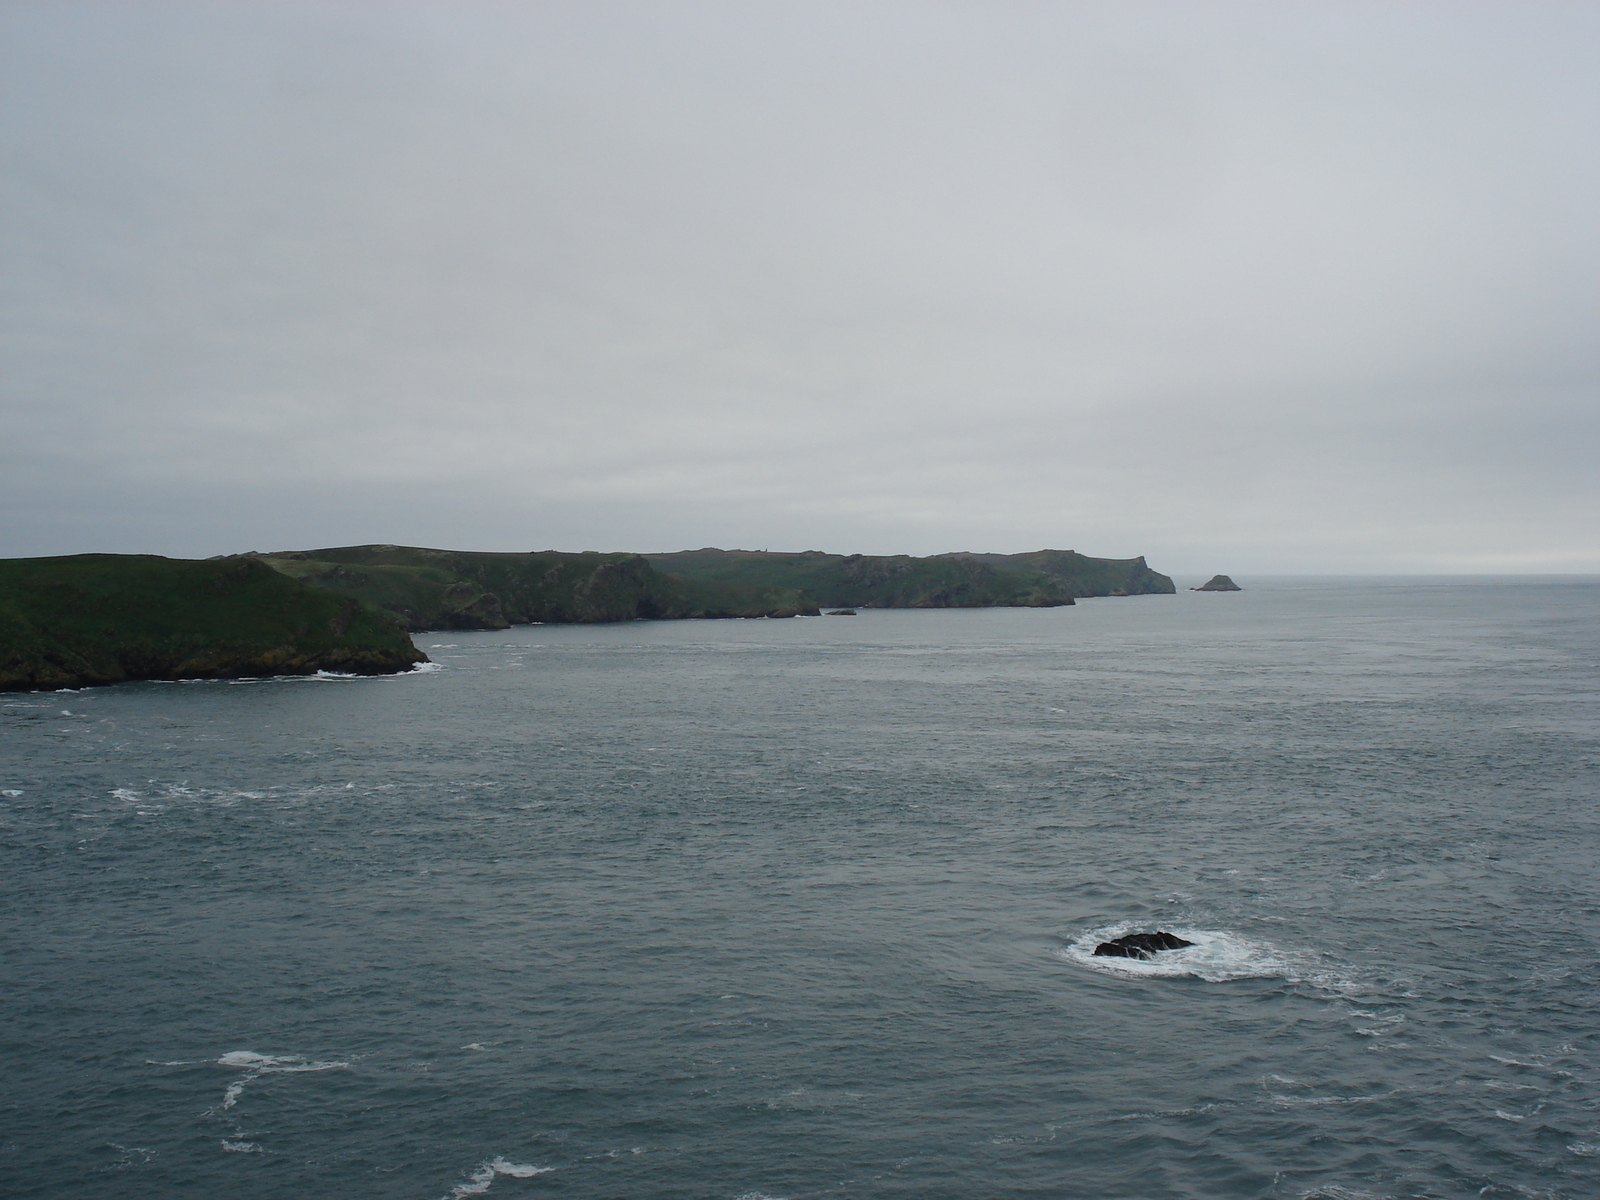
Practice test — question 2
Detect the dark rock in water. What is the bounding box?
[825,608,857,616]
[1092,931,1195,959]
[1192,574,1242,592]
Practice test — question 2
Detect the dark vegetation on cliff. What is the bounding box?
[261,544,1173,632]
[256,545,815,631]
[0,554,426,691]
[643,548,1174,609]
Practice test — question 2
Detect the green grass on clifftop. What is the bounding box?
[0,554,426,691]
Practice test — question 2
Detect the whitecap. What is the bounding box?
[221,1140,262,1153]
[0,790,22,797]
[1269,1088,1412,1108]
[218,1051,297,1068]
[253,1060,346,1074]
[442,1157,553,1198]
[1059,924,1319,983]
[1489,1055,1547,1068]
[1102,1102,1225,1122]
[212,1050,348,1109]
[106,1142,157,1167]
[1568,1142,1599,1157]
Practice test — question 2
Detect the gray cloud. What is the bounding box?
[3,1,1596,572]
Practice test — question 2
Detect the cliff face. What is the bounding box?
[640,548,1073,609]
[934,550,1176,597]
[0,555,426,691]
[259,545,815,631]
[644,547,1175,608]
[263,543,1164,631]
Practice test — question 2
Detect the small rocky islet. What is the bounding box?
[1192,574,1242,591]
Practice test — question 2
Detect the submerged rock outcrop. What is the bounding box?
[1092,932,1195,959]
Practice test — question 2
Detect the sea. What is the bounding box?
[2,576,1598,1200]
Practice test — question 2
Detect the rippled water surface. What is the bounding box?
[3,577,1598,1199]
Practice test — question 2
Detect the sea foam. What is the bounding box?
[213,1050,348,1109]
[442,1157,553,1198]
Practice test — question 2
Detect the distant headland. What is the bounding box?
[1,544,1175,690]
[251,545,1174,631]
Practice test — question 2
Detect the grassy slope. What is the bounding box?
[0,554,426,691]
[260,545,816,630]
[640,549,1083,608]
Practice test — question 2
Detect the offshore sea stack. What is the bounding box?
[1192,575,1242,591]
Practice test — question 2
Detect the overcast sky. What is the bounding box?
[3,1,1595,573]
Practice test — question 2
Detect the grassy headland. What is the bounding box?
[0,554,426,691]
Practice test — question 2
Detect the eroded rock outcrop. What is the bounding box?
[1092,932,1195,959]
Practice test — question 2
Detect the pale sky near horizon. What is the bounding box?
[2,1,1596,574]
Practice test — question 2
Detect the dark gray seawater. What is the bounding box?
[3,577,1598,1200]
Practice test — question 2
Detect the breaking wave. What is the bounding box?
[442,1157,553,1198]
